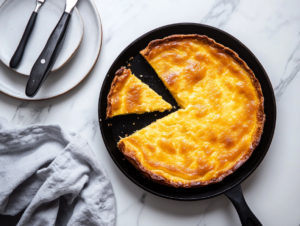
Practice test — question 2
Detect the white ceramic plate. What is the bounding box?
[0,0,84,76]
[0,0,102,100]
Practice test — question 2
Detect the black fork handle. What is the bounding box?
[10,12,38,69]
[225,185,262,226]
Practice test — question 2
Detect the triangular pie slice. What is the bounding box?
[117,35,265,188]
[106,67,172,118]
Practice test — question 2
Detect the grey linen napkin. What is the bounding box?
[0,117,116,226]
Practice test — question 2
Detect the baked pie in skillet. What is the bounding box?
[107,67,172,118]
[116,35,265,188]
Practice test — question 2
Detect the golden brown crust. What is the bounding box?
[122,34,265,188]
[106,67,130,118]
[107,66,172,118]
[118,141,182,187]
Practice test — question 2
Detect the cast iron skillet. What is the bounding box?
[98,23,276,226]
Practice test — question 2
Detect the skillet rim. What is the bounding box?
[98,22,277,201]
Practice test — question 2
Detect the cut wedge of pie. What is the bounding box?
[107,67,172,118]
[117,35,265,188]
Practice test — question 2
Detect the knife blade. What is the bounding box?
[10,0,46,69]
[25,0,79,97]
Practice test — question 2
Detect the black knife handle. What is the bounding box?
[10,12,38,69]
[26,12,71,97]
[225,185,262,226]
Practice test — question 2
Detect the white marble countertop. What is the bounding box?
[1,0,300,225]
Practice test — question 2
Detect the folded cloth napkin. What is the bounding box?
[0,117,116,226]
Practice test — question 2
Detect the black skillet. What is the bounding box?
[98,23,276,226]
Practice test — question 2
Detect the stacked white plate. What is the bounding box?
[0,0,102,100]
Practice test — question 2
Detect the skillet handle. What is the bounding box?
[225,185,262,226]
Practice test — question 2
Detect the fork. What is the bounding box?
[9,0,46,69]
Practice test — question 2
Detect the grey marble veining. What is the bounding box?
[11,101,52,125]
[195,200,212,226]
[201,0,240,28]
[275,41,300,102]
[101,0,147,45]
[137,193,147,226]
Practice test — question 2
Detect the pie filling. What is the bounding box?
[117,35,265,187]
[107,67,172,118]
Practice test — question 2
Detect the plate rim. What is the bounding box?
[0,0,103,101]
[98,22,277,201]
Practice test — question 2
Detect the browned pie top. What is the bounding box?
[107,67,172,118]
[117,35,265,187]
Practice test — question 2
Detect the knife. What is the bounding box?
[10,0,46,69]
[25,0,78,97]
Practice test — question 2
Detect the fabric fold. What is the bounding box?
[0,118,116,226]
